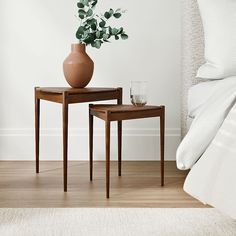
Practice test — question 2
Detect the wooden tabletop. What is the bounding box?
[36,87,119,95]
[90,104,163,113]
[35,87,122,104]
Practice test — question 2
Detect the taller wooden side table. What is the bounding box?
[34,87,122,192]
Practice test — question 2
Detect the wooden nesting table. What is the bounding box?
[34,87,122,192]
[89,104,165,198]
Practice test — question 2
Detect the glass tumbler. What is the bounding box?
[130,81,148,107]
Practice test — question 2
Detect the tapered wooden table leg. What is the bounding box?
[35,88,40,174]
[160,106,165,186]
[63,92,68,192]
[118,121,122,176]
[105,120,111,198]
[117,88,123,177]
[89,107,94,181]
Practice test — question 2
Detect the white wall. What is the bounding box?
[0,0,181,160]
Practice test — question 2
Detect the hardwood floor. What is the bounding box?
[0,161,206,208]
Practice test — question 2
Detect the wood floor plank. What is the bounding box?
[0,161,206,208]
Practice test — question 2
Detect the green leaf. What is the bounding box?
[111,28,119,35]
[121,34,128,40]
[117,27,123,34]
[92,40,102,49]
[76,32,83,40]
[82,0,89,6]
[91,0,98,7]
[77,2,84,8]
[91,23,97,31]
[91,42,96,47]
[115,35,119,40]
[84,23,91,30]
[76,26,85,39]
[102,27,107,34]
[78,9,86,16]
[83,36,92,44]
[99,20,106,28]
[96,31,101,38]
[109,9,114,15]
[84,33,96,44]
[87,18,97,25]
[87,9,93,17]
[77,26,85,34]
[113,13,121,18]
[103,34,109,40]
[79,14,85,19]
[83,30,89,38]
[104,12,111,19]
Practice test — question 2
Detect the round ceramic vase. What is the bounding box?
[63,43,94,88]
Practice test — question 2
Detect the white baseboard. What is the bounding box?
[0,128,181,161]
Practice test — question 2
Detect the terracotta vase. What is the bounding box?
[63,43,94,88]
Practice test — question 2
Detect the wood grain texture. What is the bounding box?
[38,87,119,94]
[89,107,94,182]
[0,161,207,208]
[35,87,122,104]
[105,121,111,198]
[89,105,162,113]
[62,92,69,192]
[34,87,40,174]
[160,106,165,186]
[117,89,123,177]
[90,105,163,122]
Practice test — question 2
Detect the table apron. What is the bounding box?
[36,91,121,104]
[108,110,162,121]
[98,110,162,121]
[67,92,120,104]
[37,93,63,103]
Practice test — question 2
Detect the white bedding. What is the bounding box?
[184,104,236,218]
[177,76,236,170]
[188,81,219,118]
[177,76,236,218]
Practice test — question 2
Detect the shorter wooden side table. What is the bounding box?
[89,104,165,198]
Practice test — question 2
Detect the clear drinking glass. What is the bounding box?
[130,81,148,106]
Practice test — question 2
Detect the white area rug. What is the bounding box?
[0,208,236,236]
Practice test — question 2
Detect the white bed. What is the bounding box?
[186,80,219,129]
[188,81,219,119]
[182,76,236,218]
[179,0,236,219]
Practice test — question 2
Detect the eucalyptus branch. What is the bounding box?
[75,0,128,49]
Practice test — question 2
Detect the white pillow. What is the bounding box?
[197,0,236,79]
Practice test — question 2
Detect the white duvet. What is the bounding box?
[176,76,236,218]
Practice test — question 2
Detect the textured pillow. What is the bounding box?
[197,0,236,79]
